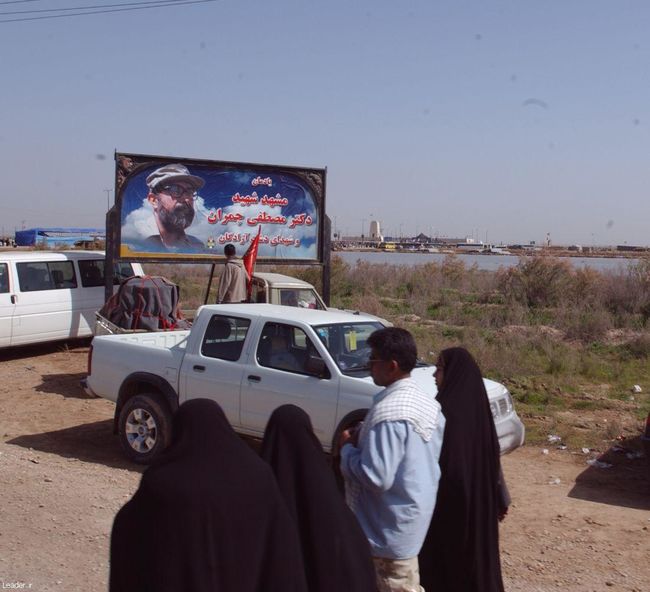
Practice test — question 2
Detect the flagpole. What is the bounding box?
[243,226,262,302]
[205,263,216,305]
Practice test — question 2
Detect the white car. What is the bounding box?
[83,304,524,463]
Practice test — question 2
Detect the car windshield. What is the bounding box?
[312,321,384,375]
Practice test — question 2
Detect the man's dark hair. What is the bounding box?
[224,244,236,257]
[367,327,417,373]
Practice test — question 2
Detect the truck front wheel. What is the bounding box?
[118,394,172,464]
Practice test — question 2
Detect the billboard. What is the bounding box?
[115,153,326,262]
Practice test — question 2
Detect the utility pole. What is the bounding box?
[104,189,112,210]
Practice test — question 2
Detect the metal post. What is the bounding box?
[205,263,216,304]
[322,216,332,306]
[104,207,116,304]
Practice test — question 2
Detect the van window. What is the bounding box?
[16,261,77,292]
[0,263,9,293]
[50,261,77,288]
[78,259,138,287]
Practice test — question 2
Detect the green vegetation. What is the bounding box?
[145,254,650,447]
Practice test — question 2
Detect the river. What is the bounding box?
[334,250,639,272]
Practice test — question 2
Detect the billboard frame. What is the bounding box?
[105,152,330,304]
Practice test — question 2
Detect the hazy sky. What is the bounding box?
[2,0,649,246]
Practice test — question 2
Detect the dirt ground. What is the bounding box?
[0,341,648,592]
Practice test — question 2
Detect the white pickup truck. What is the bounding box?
[84,304,525,463]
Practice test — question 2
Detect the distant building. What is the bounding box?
[15,227,105,248]
[616,244,648,252]
[456,238,485,252]
[508,243,541,251]
[368,220,383,242]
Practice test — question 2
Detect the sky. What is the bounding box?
[2,0,650,246]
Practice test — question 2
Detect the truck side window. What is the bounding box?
[201,315,250,361]
[0,263,8,293]
[257,322,321,374]
[250,281,266,303]
[279,288,323,309]
[280,290,299,307]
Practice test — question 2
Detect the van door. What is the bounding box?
[12,260,76,346]
[75,259,140,334]
[74,258,102,334]
[0,262,15,347]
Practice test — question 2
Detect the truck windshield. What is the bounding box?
[312,321,384,375]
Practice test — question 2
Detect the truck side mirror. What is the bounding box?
[306,355,330,379]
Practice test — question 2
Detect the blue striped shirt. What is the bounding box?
[340,403,445,559]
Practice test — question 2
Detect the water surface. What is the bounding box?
[335,251,637,272]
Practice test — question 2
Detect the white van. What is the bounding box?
[0,251,144,348]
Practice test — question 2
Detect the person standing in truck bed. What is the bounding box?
[217,243,248,303]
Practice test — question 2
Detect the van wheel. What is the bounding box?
[118,394,172,464]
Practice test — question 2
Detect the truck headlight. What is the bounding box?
[490,390,513,420]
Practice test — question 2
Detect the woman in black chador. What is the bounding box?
[260,404,377,592]
[110,399,308,592]
[419,348,508,592]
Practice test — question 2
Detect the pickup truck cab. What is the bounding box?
[84,304,525,463]
[251,272,326,309]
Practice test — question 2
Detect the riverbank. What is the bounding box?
[334,249,646,272]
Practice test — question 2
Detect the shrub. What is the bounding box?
[602,259,650,322]
[621,334,650,359]
[561,306,612,343]
[498,255,573,308]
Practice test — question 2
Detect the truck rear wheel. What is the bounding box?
[118,394,172,464]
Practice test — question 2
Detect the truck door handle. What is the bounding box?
[193,365,206,372]
[247,375,261,382]
[11,295,16,304]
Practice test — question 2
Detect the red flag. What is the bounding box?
[243,226,261,300]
